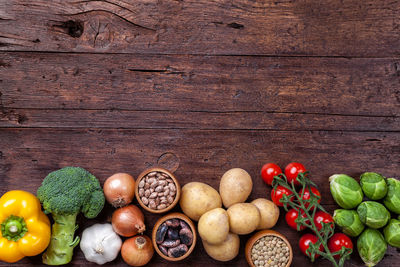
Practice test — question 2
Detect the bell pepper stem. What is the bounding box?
[8,225,18,233]
[1,215,28,241]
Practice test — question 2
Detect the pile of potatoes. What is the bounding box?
[179,168,280,261]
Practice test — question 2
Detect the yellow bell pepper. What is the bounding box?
[0,190,51,263]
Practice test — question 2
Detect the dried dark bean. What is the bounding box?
[179,228,193,246]
[168,244,188,258]
[161,239,181,248]
[158,245,168,256]
[156,223,168,244]
[180,221,189,230]
[166,219,180,228]
[168,228,180,240]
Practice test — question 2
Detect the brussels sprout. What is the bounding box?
[357,228,387,267]
[329,174,363,209]
[383,178,400,215]
[333,209,365,237]
[383,219,400,248]
[357,201,390,229]
[360,172,387,200]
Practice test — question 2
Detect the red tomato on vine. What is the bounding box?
[285,162,306,186]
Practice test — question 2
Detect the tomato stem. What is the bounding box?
[273,173,349,267]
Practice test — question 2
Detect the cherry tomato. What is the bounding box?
[285,209,307,231]
[298,186,321,209]
[271,186,293,207]
[299,233,324,259]
[328,233,353,259]
[261,163,282,185]
[285,162,306,186]
[313,211,334,231]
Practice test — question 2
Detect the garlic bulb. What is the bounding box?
[80,223,122,265]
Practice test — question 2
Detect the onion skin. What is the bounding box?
[112,205,146,237]
[104,173,135,208]
[121,235,154,266]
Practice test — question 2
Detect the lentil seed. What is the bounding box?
[251,236,290,267]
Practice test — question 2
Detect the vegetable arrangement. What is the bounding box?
[37,167,105,265]
[0,163,398,267]
[179,168,280,262]
[330,172,400,267]
[105,173,152,267]
[262,162,354,267]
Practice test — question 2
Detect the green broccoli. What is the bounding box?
[37,167,105,265]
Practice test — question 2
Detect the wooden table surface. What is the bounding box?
[0,0,399,266]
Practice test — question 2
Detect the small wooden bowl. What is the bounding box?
[135,167,181,214]
[245,230,293,267]
[152,212,197,261]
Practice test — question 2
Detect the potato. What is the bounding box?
[219,168,253,208]
[199,208,229,245]
[202,232,240,261]
[180,182,222,221]
[251,198,279,230]
[227,203,260,235]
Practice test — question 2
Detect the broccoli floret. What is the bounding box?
[37,167,105,265]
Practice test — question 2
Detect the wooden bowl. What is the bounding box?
[135,167,181,214]
[245,230,293,267]
[152,212,197,261]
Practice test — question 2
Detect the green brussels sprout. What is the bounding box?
[357,201,390,229]
[357,228,387,267]
[383,219,400,248]
[383,178,400,215]
[333,209,365,237]
[360,172,387,200]
[329,174,363,209]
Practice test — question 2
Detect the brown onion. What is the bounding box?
[112,205,145,237]
[104,173,135,207]
[121,235,154,266]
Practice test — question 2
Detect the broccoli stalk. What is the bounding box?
[37,167,105,265]
[43,214,79,265]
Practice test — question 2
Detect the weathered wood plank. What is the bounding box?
[0,0,399,56]
[0,109,399,131]
[1,53,399,116]
[0,128,398,266]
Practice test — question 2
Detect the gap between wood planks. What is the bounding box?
[0,108,399,132]
[2,50,400,59]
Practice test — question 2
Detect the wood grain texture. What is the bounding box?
[1,109,399,131]
[1,0,400,266]
[1,53,399,116]
[0,0,399,56]
[0,128,399,266]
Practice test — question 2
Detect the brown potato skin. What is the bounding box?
[180,182,222,221]
[219,168,253,208]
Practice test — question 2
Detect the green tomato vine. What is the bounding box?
[272,172,352,267]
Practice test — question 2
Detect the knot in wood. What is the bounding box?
[63,20,84,38]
